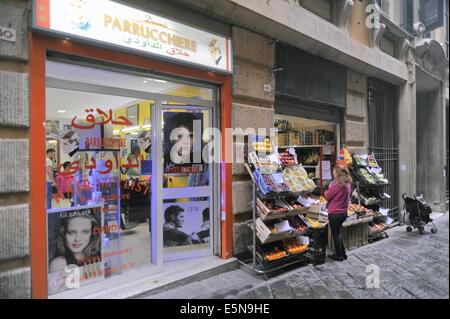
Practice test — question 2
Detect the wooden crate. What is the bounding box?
[327,220,370,252]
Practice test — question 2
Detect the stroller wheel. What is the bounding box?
[431,228,438,234]
[406,226,412,232]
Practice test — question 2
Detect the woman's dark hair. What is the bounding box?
[53,212,101,265]
[170,112,195,133]
[47,148,56,154]
[202,208,209,222]
[164,205,184,223]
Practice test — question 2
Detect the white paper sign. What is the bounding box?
[274,220,291,233]
[322,161,332,180]
[268,153,280,165]
[386,217,393,225]
[296,196,318,207]
[272,173,284,184]
[297,236,310,245]
[379,207,390,216]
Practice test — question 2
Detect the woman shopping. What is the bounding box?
[325,166,351,261]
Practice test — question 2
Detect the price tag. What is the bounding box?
[288,148,296,156]
[272,173,284,184]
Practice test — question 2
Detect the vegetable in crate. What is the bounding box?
[265,247,287,261]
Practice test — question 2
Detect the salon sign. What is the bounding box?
[33,0,233,73]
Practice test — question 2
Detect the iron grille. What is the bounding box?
[368,78,399,222]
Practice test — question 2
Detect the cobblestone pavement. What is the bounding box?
[143,214,449,299]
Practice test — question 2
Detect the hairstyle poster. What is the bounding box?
[163,111,204,174]
[162,200,210,248]
[47,206,103,295]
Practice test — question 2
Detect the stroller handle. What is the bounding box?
[402,193,407,200]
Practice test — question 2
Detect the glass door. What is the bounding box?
[153,101,214,261]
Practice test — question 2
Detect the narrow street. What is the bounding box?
[142,214,449,299]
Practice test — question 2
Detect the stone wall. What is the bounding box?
[0,0,31,299]
[345,70,369,154]
[231,27,275,255]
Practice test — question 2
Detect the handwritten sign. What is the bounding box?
[34,0,232,73]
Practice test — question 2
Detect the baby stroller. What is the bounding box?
[401,194,438,235]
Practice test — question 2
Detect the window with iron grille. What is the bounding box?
[368,78,399,222]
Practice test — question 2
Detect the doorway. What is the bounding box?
[44,59,219,295]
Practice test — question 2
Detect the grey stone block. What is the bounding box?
[0,204,29,261]
[347,71,366,94]
[345,120,368,144]
[233,62,275,103]
[0,3,29,61]
[0,139,29,193]
[232,180,252,215]
[0,267,31,299]
[232,103,274,133]
[233,27,274,67]
[232,220,252,255]
[346,92,366,119]
[0,71,29,127]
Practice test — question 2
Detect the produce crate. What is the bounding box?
[255,218,295,244]
[327,219,370,252]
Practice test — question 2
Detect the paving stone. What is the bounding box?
[141,215,449,299]
[268,279,297,299]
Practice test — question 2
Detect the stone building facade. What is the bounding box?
[0,0,448,298]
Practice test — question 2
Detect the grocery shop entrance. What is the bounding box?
[273,113,342,196]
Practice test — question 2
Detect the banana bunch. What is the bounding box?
[306,217,324,228]
[304,152,320,164]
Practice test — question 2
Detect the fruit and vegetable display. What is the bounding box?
[284,198,306,211]
[368,222,388,234]
[258,198,291,214]
[253,169,290,194]
[352,154,368,167]
[251,137,273,154]
[301,152,320,165]
[248,151,280,174]
[283,239,309,254]
[356,167,377,185]
[348,204,370,214]
[347,204,372,218]
[282,166,316,193]
[278,150,298,166]
[264,247,287,261]
[288,216,309,233]
[305,217,327,229]
[372,172,389,185]
[342,148,353,167]
[367,155,379,168]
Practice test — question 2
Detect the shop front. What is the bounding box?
[274,43,347,194]
[30,0,233,299]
